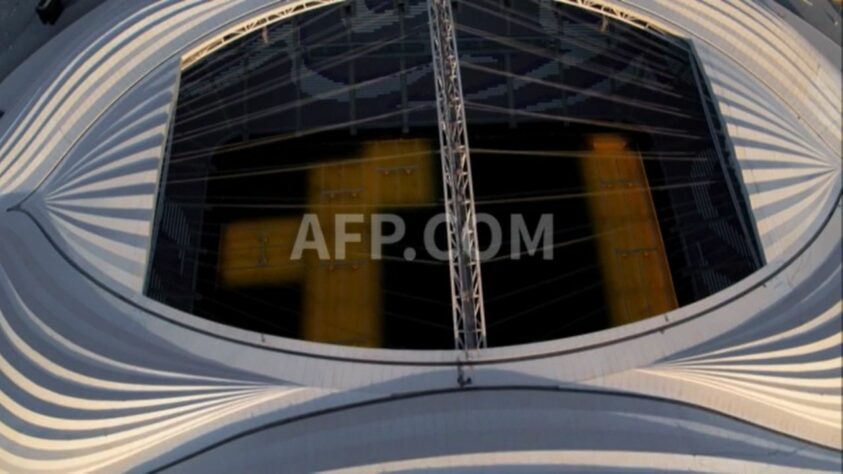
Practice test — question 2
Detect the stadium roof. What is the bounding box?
[0,0,839,471]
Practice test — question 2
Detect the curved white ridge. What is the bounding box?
[320,451,834,474]
[140,390,842,472]
[0,0,839,471]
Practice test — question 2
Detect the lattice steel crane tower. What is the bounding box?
[427,0,488,351]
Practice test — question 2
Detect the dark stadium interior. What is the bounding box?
[146,0,763,349]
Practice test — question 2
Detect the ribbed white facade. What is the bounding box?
[0,0,839,471]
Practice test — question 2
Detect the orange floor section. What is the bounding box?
[304,138,435,346]
[218,218,304,287]
[217,139,435,347]
[581,134,678,326]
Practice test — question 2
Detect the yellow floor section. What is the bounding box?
[218,218,305,287]
[217,139,435,347]
[581,134,678,326]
